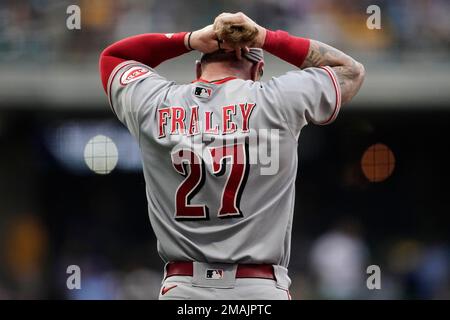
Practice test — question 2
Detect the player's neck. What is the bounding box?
[199,65,250,81]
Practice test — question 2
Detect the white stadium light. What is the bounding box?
[83,135,119,175]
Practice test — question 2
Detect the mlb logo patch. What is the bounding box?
[194,87,212,98]
[206,269,224,280]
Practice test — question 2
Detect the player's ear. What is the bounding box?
[251,61,264,81]
[195,60,202,79]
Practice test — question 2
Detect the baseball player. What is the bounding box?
[99,12,365,300]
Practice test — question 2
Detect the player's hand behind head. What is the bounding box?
[189,25,221,54]
[189,12,266,60]
[213,12,266,59]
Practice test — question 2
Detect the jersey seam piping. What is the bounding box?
[317,66,342,125]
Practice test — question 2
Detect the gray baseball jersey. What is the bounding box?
[107,60,341,268]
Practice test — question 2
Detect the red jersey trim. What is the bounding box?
[318,66,341,125]
[192,76,237,85]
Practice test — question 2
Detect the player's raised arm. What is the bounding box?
[98,24,238,92]
[99,32,189,92]
[299,40,365,105]
[262,32,365,105]
[263,32,365,105]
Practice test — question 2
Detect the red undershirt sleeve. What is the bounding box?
[99,32,189,92]
[262,29,310,68]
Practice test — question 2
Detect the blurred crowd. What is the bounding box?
[0,0,449,64]
[0,213,448,299]
[292,220,450,299]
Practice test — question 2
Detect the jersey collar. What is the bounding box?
[192,76,237,85]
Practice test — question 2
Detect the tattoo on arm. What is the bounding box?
[301,40,365,104]
[302,40,347,68]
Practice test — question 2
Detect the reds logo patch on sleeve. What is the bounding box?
[120,66,151,85]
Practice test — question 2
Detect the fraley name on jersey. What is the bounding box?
[158,103,256,138]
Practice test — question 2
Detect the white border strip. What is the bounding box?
[319,66,342,125]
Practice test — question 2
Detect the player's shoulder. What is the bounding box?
[220,78,264,92]
[261,68,335,95]
[271,68,332,81]
[108,60,173,96]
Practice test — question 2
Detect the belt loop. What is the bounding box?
[162,262,169,283]
[272,265,291,290]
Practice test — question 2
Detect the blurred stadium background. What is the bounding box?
[0,0,449,299]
